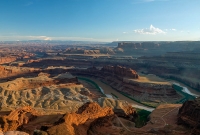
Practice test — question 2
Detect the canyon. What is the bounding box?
[69,66,183,107]
[0,41,200,134]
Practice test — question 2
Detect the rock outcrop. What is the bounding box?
[115,41,200,56]
[46,102,114,135]
[0,106,38,132]
[0,131,29,135]
[0,66,41,80]
[98,98,137,121]
[70,67,181,107]
[0,72,92,112]
[0,57,16,64]
[102,65,139,79]
[178,98,200,135]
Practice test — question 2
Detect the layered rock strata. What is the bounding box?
[70,67,182,106]
[0,106,38,132]
[102,65,139,79]
[45,102,114,135]
[0,57,17,64]
[178,98,200,135]
[0,73,92,112]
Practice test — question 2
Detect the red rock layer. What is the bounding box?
[0,57,16,64]
[102,65,139,79]
[178,98,200,135]
[47,102,114,135]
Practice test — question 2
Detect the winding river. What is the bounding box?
[164,79,200,97]
[79,77,155,112]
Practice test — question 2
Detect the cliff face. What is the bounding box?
[0,66,41,80]
[102,65,139,79]
[0,102,194,135]
[98,98,137,121]
[178,98,200,135]
[46,102,114,135]
[115,41,200,56]
[70,67,181,107]
[0,106,39,132]
[0,57,16,64]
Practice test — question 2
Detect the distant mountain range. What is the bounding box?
[0,40,109,45]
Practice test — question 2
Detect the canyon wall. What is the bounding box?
[178,98,200,135]
[102,65,139,79]
[0,57,16,64]
[70,66,182,107]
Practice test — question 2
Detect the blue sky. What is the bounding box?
[0,0,200,41]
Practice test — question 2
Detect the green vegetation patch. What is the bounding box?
[134,109,151,128]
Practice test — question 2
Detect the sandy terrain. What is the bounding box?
[0,74,93,114]
[133,73,171,85]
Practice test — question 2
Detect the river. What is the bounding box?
[79,76,155,112]
[164,79,200,97]
[138,72,200,97]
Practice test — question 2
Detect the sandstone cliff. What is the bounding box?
[0,66,41,80]
[178,98,200,135]
[0,106,38,132]
[70,67,181,107]
[46,102,114,135]
[98,97,137,121]
[0,57,16,64]
[102,65,139,79]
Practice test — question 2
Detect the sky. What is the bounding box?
[0,0,200,42]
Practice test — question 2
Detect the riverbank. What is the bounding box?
[78,76,154,112]
[138,72,200,97]
[168,80,200,97]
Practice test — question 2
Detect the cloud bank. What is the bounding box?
[134,25,166,35]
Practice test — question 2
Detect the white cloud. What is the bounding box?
[134,25,166,35]
[123,32,127,34]
[28,36,52,40]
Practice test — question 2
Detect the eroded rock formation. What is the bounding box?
[0,106,38,132]
[70,67,181,107]
[0,72,93,112]
[102,65,139,79]
[178,98,200,135]
[46,102,114,135]
[0,66,41,80]
[0,57,17,64]
[98,98,137,121]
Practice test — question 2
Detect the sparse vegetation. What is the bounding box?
[134,109,151,128]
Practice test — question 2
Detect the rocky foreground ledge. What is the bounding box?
[178,98,200,135]
[0,102,136,135]
[0,99,200,135]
